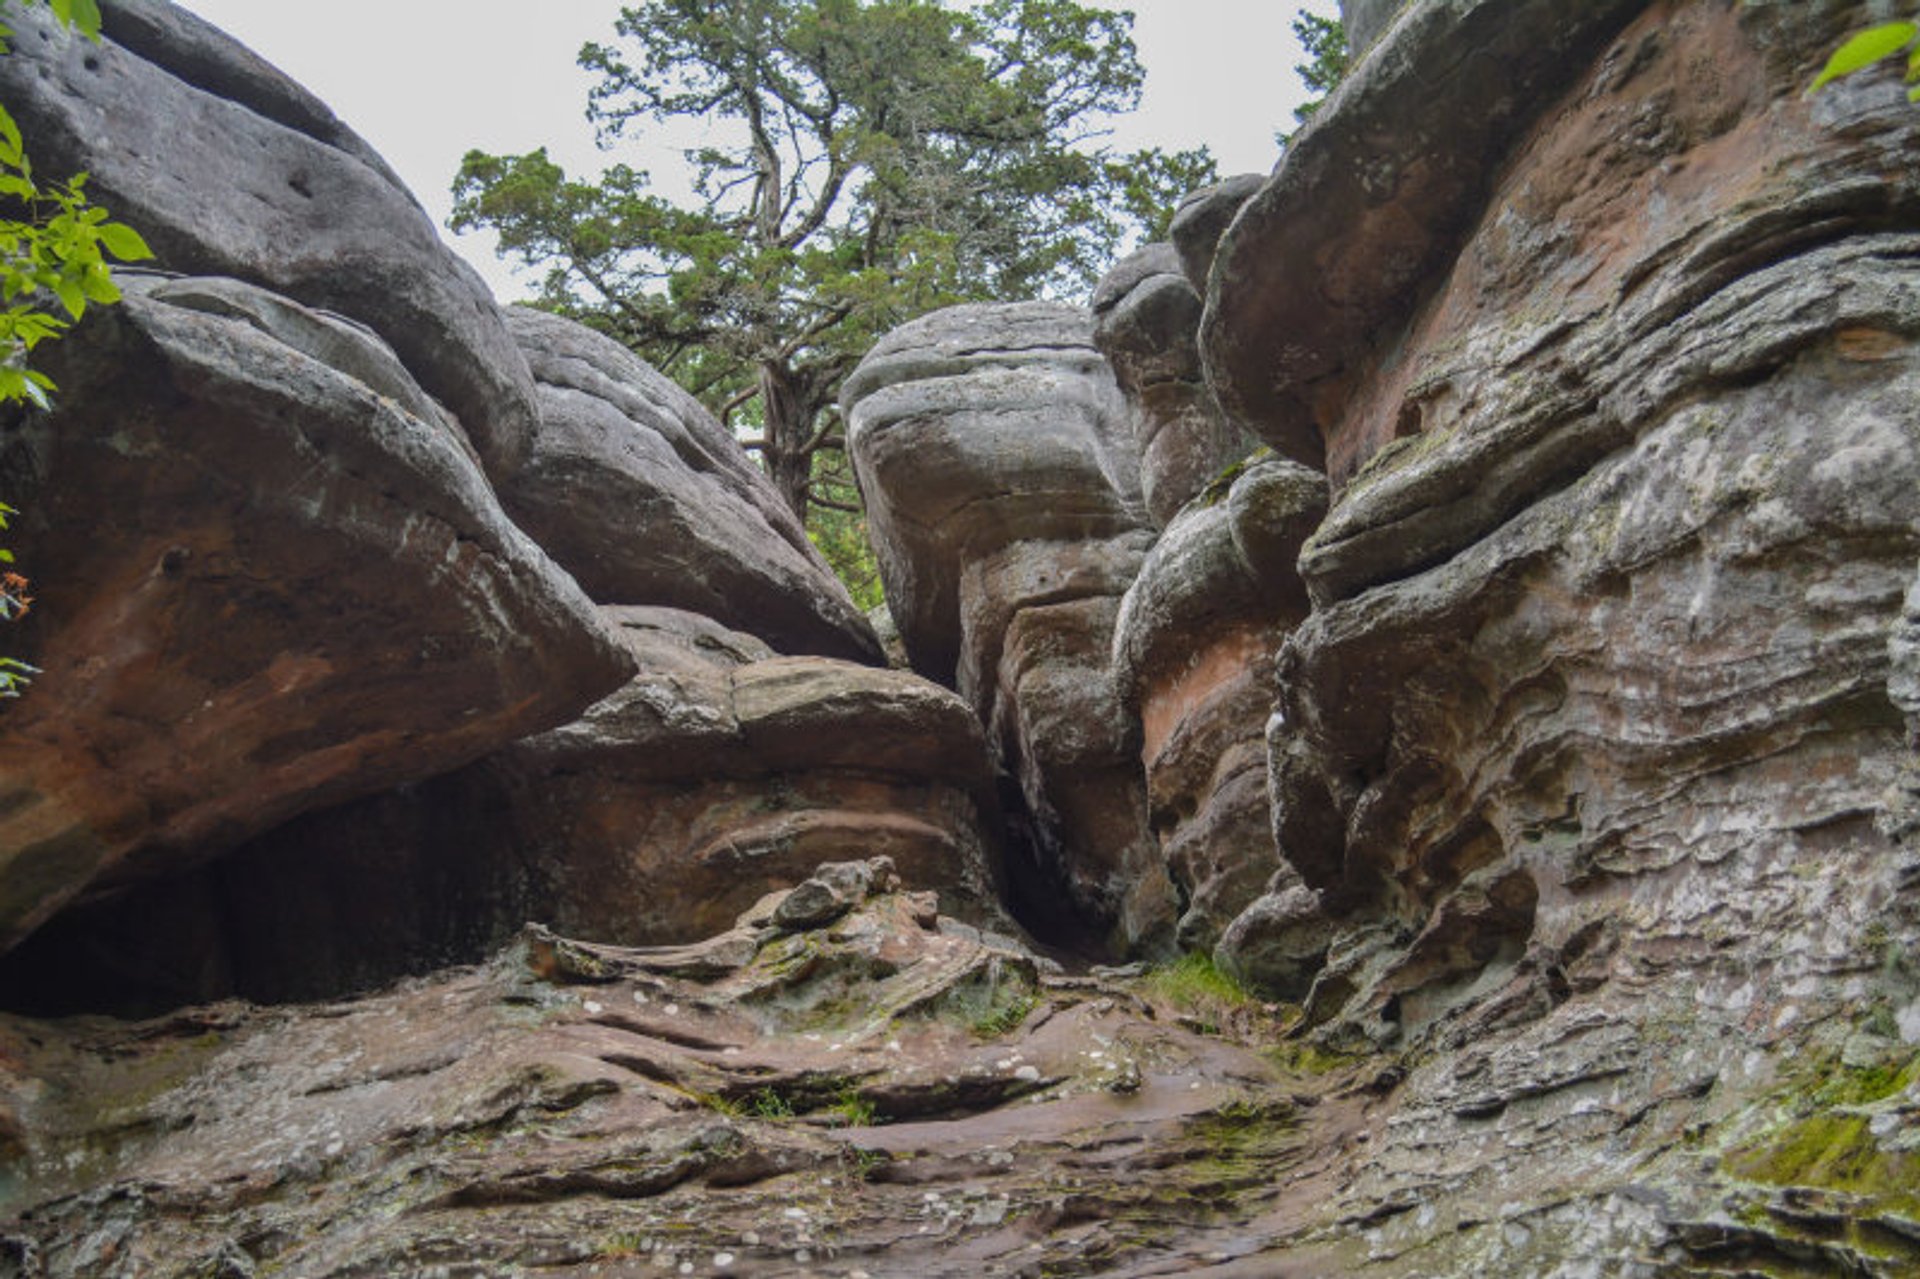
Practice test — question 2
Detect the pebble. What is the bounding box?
[633,990,649,1005]
[664,1003,681,1016]
[712,1253,735,1269]
[583,1000,603,1015]
[1014,1065,1041,1082]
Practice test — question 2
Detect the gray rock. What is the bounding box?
[0,0,539,476]
[1339,0,1407,54]
[771,857,900,931]
[844,302,1146,682]
[500,308,882,662]
[1214,883,1337,1000]
[1092,245,1254,525]
[1167,172,1265,296]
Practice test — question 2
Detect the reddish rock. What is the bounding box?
[0,608,1006,1010]
[0,276,631,957]
[1111,457,1325,953]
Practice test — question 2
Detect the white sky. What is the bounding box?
[173,1,1326,302]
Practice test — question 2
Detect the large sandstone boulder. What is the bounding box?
[1091,244,1254,526]
[0,607,1004,1008]
[842,302,1145,681]
[499,310,881,662]
[0,274,632,957]
[846,303,1172,952]
[1202,0,1646,471]
[0,0,538,476]
[1197,0,1920,1266]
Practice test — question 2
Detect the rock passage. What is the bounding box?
[2,1,1919,1275]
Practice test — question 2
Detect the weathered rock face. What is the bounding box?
[845,303,1173,953]
[1111,456,1325,954]
[0,0,538,477]
[0,865,1332,1279]
[1091,244,1254,526]
[1340,0,1406,53]
[1204,0,1648,471]
[1196,0,1920,1268]
[0,274,631,957]
[500,310,881,662]
[0,608,1005,1010]
[1166,172,1266,297]
[8,3,1920,1275]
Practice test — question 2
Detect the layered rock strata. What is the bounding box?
[0,274,631,955]
[1091,243,1253,526]
[501,310,880,662]
[1112,456,1325,957]
[1205,0,1920,1267]
[0,608,1006,1010]
[844,303,1173,953]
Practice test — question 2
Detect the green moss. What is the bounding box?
[969,990,1037,1039]
[1728,1113,1918,1209]
[1196,446,1274,508]
[1142,952,1257,1035]
[1264,1038,1361,1077]
[1813,1052,1919,1108]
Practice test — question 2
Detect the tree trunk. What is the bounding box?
[758,360,814,527]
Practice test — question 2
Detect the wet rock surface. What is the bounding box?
[5,2,1920,1275]
[0,274,630,956]
[845,304,1172,953]
[0,866,1333,1279]
[502,310,881,663]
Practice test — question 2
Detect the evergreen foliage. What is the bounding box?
[452,0,1215,565]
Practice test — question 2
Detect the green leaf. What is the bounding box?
[1809,22,1919,94]
[97,221,152,262]
[79,263,118,304]
[51,274,84,319]
[0,106,21,169]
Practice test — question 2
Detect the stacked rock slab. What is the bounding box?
[1198,0,1920,1267]
[0,608,1007,1010]
[844,303,1174,953]
[500,309,880,663]
[1111,457,1326,957]
[0,273,632,957]
[0,0,977,1010]
[1090,241,1254,527]
[1092,204,1333,963]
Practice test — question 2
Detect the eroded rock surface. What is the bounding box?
[0,864,1328,1279]
[845,303,1172,953]
[502,310,881,662]
[0,609,1005,1011]
[1092,244,1253,526]
[0,275,630,956]
[1111,456,1324,954]
[0,0,538,476]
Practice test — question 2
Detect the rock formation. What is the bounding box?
[844,302,1173,953]
[5,1,1920,1275]
[500,311,880,663]
[0,273,632,955]
[0,607,1006,1012]
[1090,242,1253,526]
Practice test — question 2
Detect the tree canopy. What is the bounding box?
[452,0,1214,545]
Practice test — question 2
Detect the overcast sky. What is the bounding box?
[173,1,1326,301]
